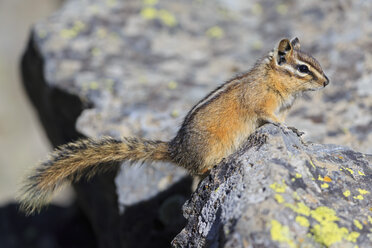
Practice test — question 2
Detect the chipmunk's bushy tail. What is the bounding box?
[18,137,170,214]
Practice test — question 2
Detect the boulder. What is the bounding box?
[173,124,372,248]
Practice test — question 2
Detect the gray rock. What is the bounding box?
[172,124,372,248]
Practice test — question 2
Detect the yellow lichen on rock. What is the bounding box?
[357,188,369,195]
[140,7,177,27]
[345,232,360,243]
[274,194,284,203]
[309,160,316,169]
[343,190,351,197]
[296,215,310,227]
[270,181,286,193]
[167,81,178,90]
[311,206,360,246]
[353,195,364,200]
[284,202,311,216]
[206,26,224,39]
[321,183,329,189]
[157,9,177,27]
[141,7,157,20]
[311,206,339,223]
[270,219,295,248]
[353,220,363,230]
[279,201,362,246]
[143,0,158,5]
[345,167,354,174]
[60,20,86,39]
[358,170,366,176]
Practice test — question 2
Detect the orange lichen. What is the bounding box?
[323,176,332,182]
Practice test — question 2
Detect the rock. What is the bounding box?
[172,124,372,248]
[0,203,97,248]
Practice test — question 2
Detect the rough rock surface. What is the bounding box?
[20,0,372,247]
[173,124,372,248]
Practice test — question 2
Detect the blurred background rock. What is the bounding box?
[0,0,64,206]
[0,3,98,248]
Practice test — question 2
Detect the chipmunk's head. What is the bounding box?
[270,37,329,92]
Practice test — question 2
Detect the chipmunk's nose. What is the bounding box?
[323,76,330,87]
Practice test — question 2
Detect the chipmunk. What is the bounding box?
[19,37,329,214]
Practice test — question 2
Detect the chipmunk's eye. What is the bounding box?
[298,65,309,73]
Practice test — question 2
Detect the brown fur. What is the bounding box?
[19,137,169,214]
[19,38,329,214]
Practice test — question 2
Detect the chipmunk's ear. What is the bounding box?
[291,37,300,50]
[275,39,293,65]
